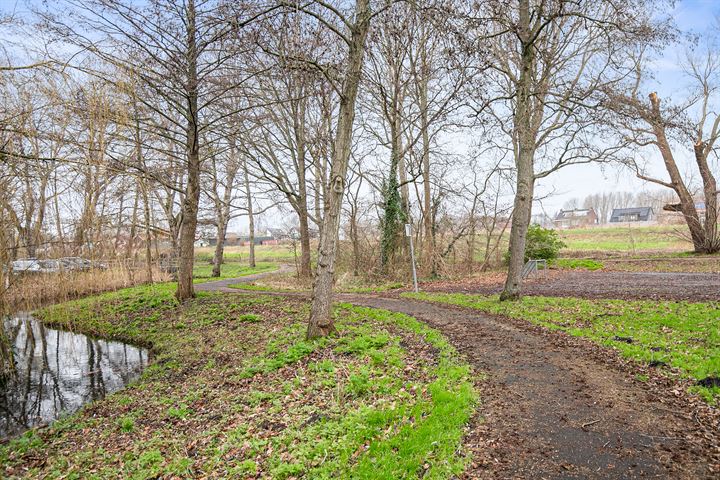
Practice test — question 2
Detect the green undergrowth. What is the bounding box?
[340,282,406,294]
[1,284,477,479]
[192,261,276,283]
[228,280,406,294]
[228,282,301,292]
[550,258,604,271]
[404,292,719,403]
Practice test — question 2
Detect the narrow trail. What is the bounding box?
[341,295,718,479]
[200,275,720,479]
[194,264,294,292]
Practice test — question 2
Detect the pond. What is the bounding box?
[0,313,149,439]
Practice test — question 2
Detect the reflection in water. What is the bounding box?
[0,313,149,438]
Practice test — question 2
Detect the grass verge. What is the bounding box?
[192,261,276,283]
[559,225,691,252]
[1,285,477,479]
[403,292,719,403]
[550,258,604,271]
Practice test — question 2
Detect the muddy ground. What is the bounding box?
[421,270,720,302]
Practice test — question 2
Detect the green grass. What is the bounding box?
[192,261,276,282]
[403,292,720,403]
[195,245,298,263]
[559,225,692,252]
[550,258,604,270]
[227,280,406,294]
[340,282,406,294]
[1,284,478,479]
[227,282,300,292]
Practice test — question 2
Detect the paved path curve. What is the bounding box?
[341,295,718,479]
[201,275,720,479]
[422,270,720,302]
[195,264,294,293]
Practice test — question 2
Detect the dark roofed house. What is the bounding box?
[553,208,598,229]
[609,207,654,223]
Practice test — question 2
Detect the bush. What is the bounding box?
[505,225,566,264]
[525,225,566,261]
[550,258,603,270]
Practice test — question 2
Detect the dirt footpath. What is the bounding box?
[342,295,720,479]
[202,271,720,478]
[422,270,720,302]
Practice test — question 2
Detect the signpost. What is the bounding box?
[405,223,419,293]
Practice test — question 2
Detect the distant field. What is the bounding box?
[195,244,298,263]
[559,224,693,254]
[192,226,697,271]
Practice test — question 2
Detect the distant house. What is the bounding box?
[553,208,598,229]
[609,207,654,223]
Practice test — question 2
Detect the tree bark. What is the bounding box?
[501,0,535,301]
[647,93,706,251]
[243,155,256,268]
[298,204,312,276]
[307,0,371,339]
[693,141,719,252]
[211,216,227,277]
[141,181,153,283]
[175,0,200,301]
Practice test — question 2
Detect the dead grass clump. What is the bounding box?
[4,265,169,311]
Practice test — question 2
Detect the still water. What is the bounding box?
[1,313,149,438]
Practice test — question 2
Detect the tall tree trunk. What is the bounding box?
[307,0,371,339]
[418,59,435,276]
[295,117,313,277]
[175,0,200,301]
[141,181,153,283]
[53,172,66,256]
[501,0,535,301]
[350,206,360,277]
[126,189,139,259]
[211,215,227,277]
[693,141,719,252]
[298,205,312,276]
[647,93,706,251]
[243,155,256,268]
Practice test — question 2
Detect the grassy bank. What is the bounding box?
[559,225,692,253]
[192,261,276,282]
[1,285,477,479]
[228,279,406,294]
[403,292,719,403]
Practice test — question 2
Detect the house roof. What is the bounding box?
[609,207,653,221]
[555,208,595,220]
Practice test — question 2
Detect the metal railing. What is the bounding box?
[522,259,547,279]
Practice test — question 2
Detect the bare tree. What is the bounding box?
[39,0,273,300]
[305,0,373,339]
[605,45,720,252]
[472,0,670,300]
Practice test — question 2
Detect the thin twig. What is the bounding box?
[581,419,602,429]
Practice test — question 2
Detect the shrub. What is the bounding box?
[504,225,566,264]
[551,258,603,270]
[525,225,566,261]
